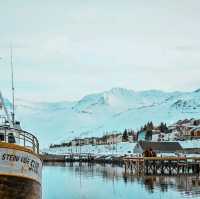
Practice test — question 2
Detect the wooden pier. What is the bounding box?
[41,154,200,175]
[41,153,123,164]
[124,156,200,175]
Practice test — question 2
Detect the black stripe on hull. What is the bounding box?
[0,175,41,199]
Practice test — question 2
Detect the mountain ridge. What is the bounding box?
[2,87,200,147]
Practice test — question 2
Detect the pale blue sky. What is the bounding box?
[0,0,200,101]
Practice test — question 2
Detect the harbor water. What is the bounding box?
[42,163,200,199]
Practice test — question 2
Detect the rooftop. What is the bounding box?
[137,140,183,152]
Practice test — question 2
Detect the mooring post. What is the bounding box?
[153,160,156,175]
[177,159,180,175]
[125,162,127,173]
[159,155,163,175]
[130,161,133,173]
[145,159,149,175]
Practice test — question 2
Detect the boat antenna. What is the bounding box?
[10,45,15,125]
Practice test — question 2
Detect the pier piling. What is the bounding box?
[124,157,200,175]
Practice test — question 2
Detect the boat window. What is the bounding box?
[8,133,16,143]
[0,133,4,141]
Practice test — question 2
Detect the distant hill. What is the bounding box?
[4,87,200,147]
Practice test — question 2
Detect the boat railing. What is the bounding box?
[0,126,39,154]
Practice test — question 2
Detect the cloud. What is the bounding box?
[176,45,200,52]
[0,0,200,101]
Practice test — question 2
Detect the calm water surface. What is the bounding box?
[42,163,200,199]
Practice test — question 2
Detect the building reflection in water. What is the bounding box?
[45,162,200,198]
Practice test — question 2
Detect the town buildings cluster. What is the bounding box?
[50,129,137,148]
[169,118,200,139]
[50,118,200,149]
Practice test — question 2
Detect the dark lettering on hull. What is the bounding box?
[2,153,20,161]
[1,153,40,174]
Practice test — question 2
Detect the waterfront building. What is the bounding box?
[133,140,183,154]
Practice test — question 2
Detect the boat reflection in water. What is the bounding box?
[44,162,200,199]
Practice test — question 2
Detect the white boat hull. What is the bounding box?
[0,143,42,199]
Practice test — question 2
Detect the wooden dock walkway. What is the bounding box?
[124,156,200,175]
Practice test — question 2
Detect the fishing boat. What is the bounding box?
[0,51,42,199]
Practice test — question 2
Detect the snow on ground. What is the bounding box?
[44,140,200,156]
[152,131,179,141]
[44,142,137,156]
[179,140,200,148]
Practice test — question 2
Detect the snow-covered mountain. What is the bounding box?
[3,88,200,147]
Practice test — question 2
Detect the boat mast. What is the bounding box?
[10,46,15,125]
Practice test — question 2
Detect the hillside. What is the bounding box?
[4,88,200,147]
